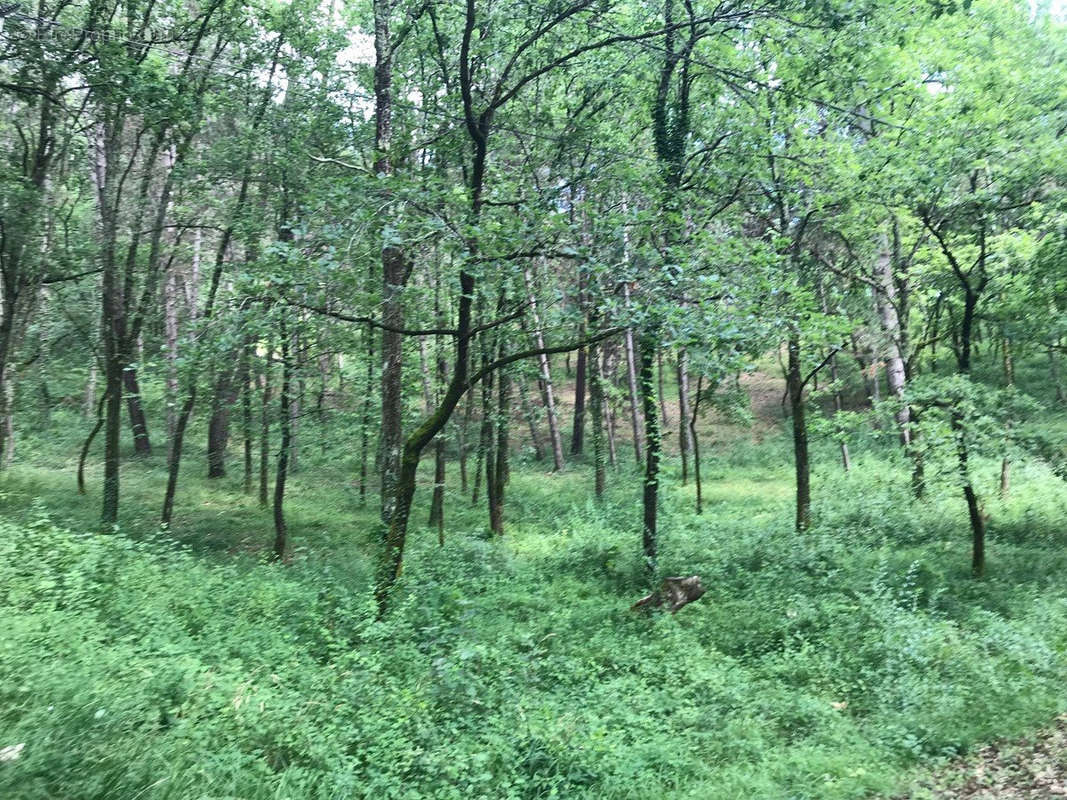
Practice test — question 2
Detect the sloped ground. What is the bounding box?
[896,716,1067,798]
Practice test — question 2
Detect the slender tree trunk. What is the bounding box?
[207,363,237,478]
[1000,336,1014,499]
[829,348,851,472]
[375,0,411,526]
[272,320,292,561]
[164,266,179,439]
[84,362,98,421]
[259,354,271,507]
[358,323,374,505]
[124,367,151,456]
[242,342,253,494]
[690,374,703,514]
[603,344,618,468]
[524,266,564,470]
[571,345,586,455]
[676,350,693,485]
[787,336,811,531]
[459,387,473,493]
[874,232,910,446]
[622,286,644,465]
[589,340,606,499]
[428,279,448,540]
[657,350,669,427]
[639,333,661,571]
[78,388,108,495]
[288,332,302,474]
[102,348,122,526]
[489,369,509,534]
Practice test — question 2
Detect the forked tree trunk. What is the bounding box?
[690,375,704,514]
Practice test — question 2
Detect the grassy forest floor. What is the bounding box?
[1,365,1067,799]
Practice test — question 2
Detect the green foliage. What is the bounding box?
[2,431,1066,799]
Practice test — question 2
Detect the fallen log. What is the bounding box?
[631,575,706,613]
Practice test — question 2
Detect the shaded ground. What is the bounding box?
[895,716,1067,798]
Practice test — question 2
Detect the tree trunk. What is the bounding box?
[207,363,237,478]
[622,284,644,465]
[589,340,606,499]
[259,354,271,508]
[272,320,292,562]
[602,344,618,469]
[102,348,122,526]
[458,386,473,493]
[524,266,565,470]
[787,336,811,531]
[124,367,151,456]
[690,375,703,514]
[375,0,412,526]
[571,345,586,455]
[428,280,448,540]
[489,369,510,534]
[657,350,669,427]
[517,377,545,460]
[242,342,253,494]
[358,322,374,505]
[676,350,693,485]
[829,348,852,473]
[164,265,179,439]
[79,388,108,495]
[1000,336,1014,499]
[874,232,910,446]
[639,333,661,571]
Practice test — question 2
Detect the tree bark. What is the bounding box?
[622,283,644,465]
[524,265,565,471]
[272,320,292,562]
[123,367,152,456]
[207,361,238,478]
[690,375,703,514]
[571,346,586,455]
[374,0,412,526]
[259,354,271,508]
[787,336,811,531]
[589,340,606,498]
[639,333,661,571]
[874,232,910,446]
[676,350,693,484]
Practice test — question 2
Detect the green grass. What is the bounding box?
[1,404,1066,799]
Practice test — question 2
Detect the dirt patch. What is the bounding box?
[895,715,1067,798]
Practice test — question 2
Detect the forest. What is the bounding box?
[2,0,1067,797]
